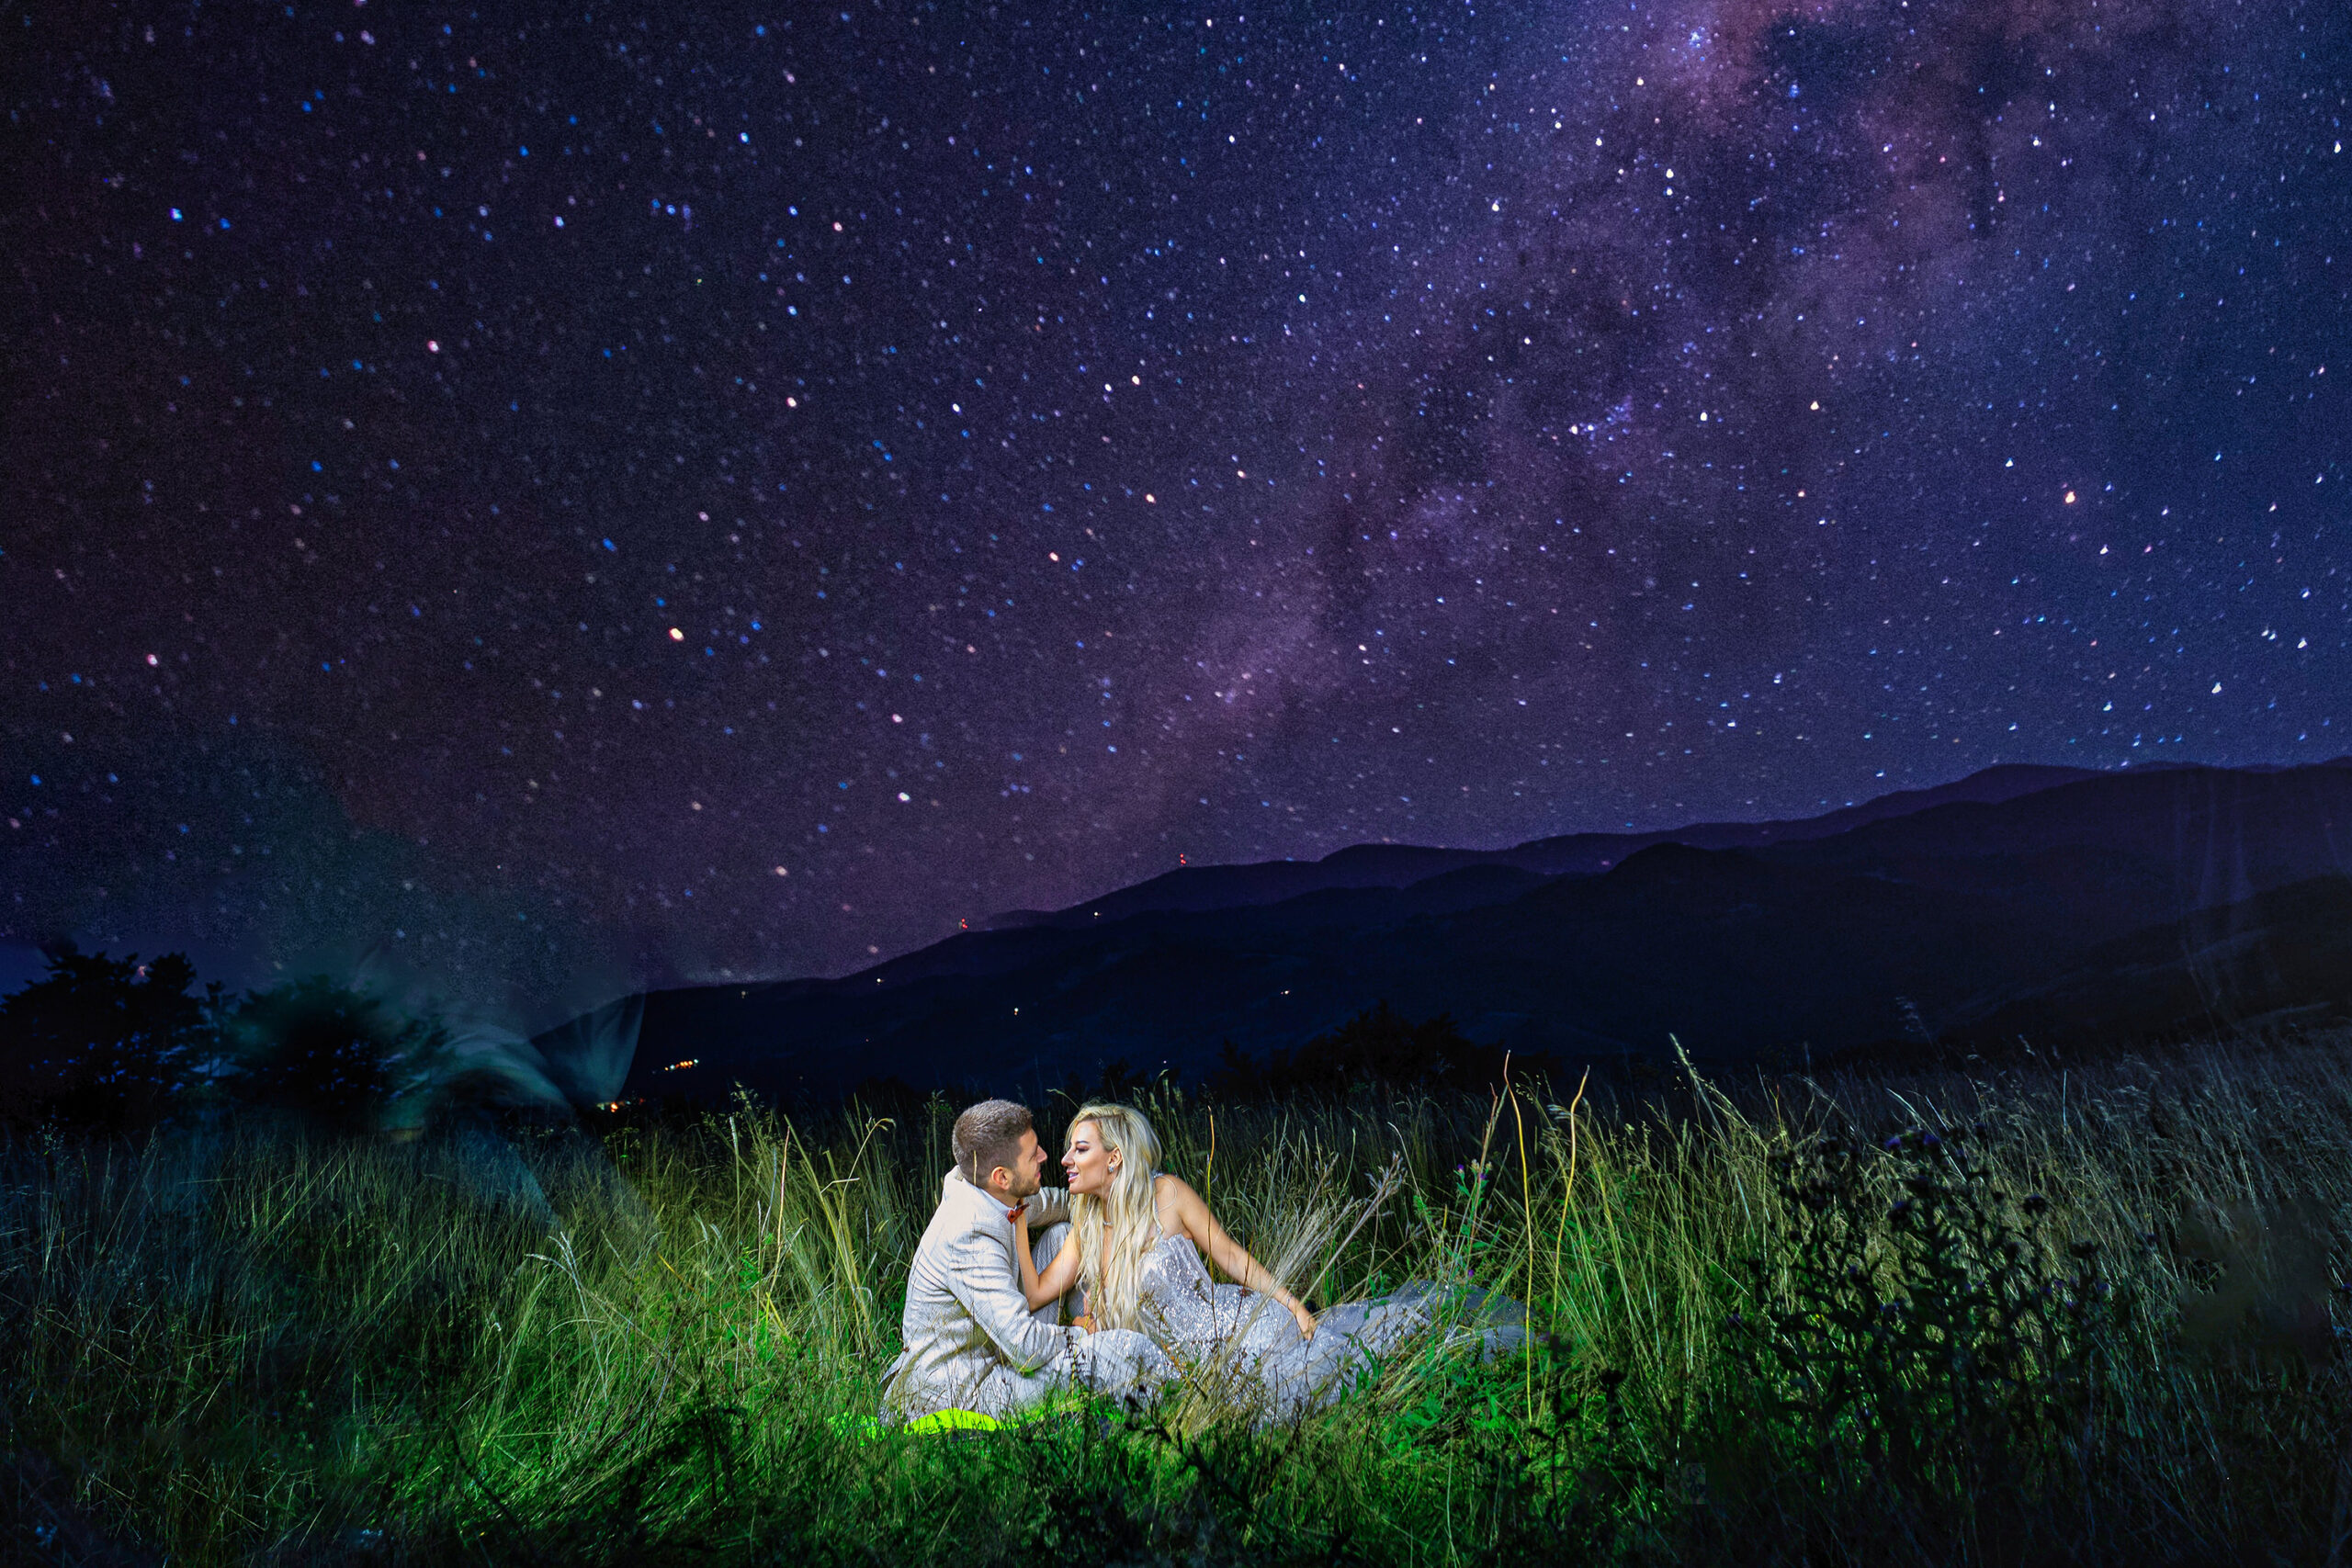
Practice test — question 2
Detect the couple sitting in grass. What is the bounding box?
[881,1098,1524,1429]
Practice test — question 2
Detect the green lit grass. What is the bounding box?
[7,1037,2352,1564]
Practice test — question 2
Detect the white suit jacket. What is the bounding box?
[884,1169,1078,1417]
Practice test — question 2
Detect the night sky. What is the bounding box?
[6,0,2349,1025]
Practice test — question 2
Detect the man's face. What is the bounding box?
[990,1128,1046,1201]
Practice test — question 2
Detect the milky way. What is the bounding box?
[5,0,2348,1018]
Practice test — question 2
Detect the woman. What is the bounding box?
[1017,1101,1522,1423]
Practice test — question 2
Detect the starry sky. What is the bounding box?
[5,0,2348,1023]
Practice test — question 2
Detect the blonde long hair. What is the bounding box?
[1067,1102,1163,1332]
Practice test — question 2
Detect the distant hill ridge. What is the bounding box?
[615,759,2352,1104]
[985,762,2106,931]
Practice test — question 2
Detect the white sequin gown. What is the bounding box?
[1130,1232,1525,1424]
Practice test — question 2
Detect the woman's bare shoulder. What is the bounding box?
[1152,1172,1201,1235]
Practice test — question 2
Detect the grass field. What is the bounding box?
[6,1034,2352,1565]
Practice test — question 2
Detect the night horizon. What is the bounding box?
[7,0,2349,1025]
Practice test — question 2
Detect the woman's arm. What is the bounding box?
[1159,1175,1317,1339]
[1012,1211,1083,1314]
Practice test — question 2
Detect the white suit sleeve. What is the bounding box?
[1029,1184,1071,1229]
[942,1224,1076,1375]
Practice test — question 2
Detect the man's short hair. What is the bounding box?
[953,1099,1034,1187]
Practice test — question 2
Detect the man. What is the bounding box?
[882,1098,1173,1423]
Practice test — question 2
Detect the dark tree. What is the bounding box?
[1211,1002,1524,1098]
[222,976,445,1134]
[0,943,220,1131]
[842,1073,933,1124]
[1206,1038,1266,1099]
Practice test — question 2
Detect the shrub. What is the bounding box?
[1713,1123,2133,1557]
[0,943,219,1132]
[1209,1001,1524,1097]
[219,976,451,1134]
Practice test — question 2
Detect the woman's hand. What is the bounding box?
[1012,1207,1040,1307]
[1017,1219,1082,1314]
[1292,1303,1318,1341]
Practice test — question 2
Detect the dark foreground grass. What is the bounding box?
[7,1036,2352,1565]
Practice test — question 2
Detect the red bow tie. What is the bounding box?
[1003,1201,1028,1224]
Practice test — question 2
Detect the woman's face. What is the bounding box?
[1062,1120,1120,1197]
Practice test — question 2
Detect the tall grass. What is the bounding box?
[6,1035,2352,1564]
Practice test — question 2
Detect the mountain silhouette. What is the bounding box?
[614,760,2352,1104]
[985,761,2101,931]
